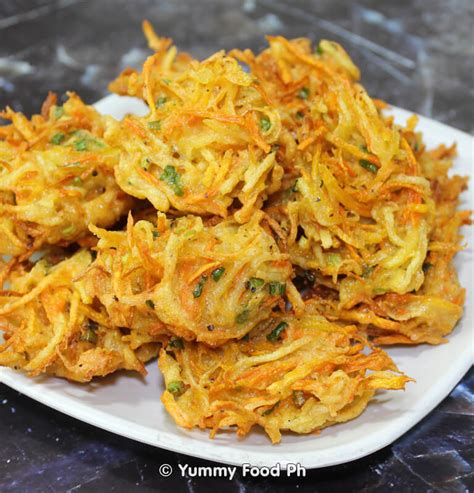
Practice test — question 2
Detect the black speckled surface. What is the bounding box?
[0,1,473,491]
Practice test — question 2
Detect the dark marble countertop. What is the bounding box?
[0,1,472,492]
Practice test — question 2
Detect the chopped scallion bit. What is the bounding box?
[74,139,88,151]
[167,381,184,395]
[148,120,161,130]
[145,299,155,309]
[315,43,323,55]
[236,309,250,324]
[152,230,160,239]
[72,176,83,186]
[193,276,207,298]
[260,116,271,132]
[156,96,168,107]
[268,282,286,296]
[53,106,65,119]
[267,321,288,342]
[160,165,184,196]
[298,87,309,99]
[211,267,225,282]
[246,277,265,293]
[51,132,65,145]
[359,159,378,174]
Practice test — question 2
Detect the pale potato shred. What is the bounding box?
[0,21,470,443]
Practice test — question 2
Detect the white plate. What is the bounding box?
[1,95,472,469]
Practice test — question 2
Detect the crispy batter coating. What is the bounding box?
[0,93,133,256]
[159,303,409,443]
[0,250,161,382]
[77,211,297,345]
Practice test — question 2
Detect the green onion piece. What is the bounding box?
[53,106,65,119]
[156,96,168,107]
[169,337,184,349]
[51,132,65,145]
[162,78,171,85]
[211,267,225,282]
[359,159,378,174]
[246,277,265,293]
[268,282,286,296]
[80,328,98,344]
[327,253,341,266]
[72,176,83,186]
[152,230,160,239]
[291,180,299,193]
[62,225,75,236]
[148,120,161,130]
[193,276,207,298]
[316,43,323,55]
[293,390,306,408]
[262,401,280,416]
[167,381,184,395]
[145,299,155,309]
[236,309,250,324]
[260,116,271,132]
[267,321,288,342]
[160,165,184,196]
[298,87,309,99]
[74,139,88,151]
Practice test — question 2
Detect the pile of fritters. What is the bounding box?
[0,22,470,443]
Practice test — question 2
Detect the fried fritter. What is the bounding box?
[0,93,133,256]
[77,211,298,346]
[233,36,470,344]
[159,302,409,443]
[106,37,282,222]
[0,249,161,382]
